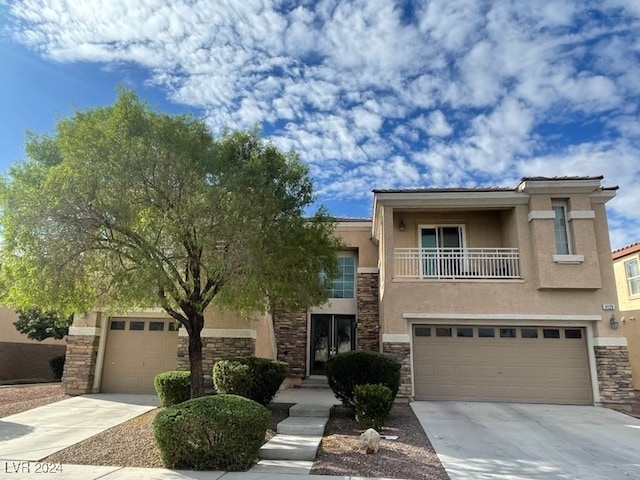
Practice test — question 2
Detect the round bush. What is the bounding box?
[154,371,191,407]
[213,361,253,398]
[325,350,401,409]
[49,354,66,380]
[213,356,288,405]
[354,383,394,430]
[152,394,270,471]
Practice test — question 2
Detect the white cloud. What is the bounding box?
[5,0,640,245]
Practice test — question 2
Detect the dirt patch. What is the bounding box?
[311,404,449,480]
[0,383,69,418]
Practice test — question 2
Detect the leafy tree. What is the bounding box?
[14,308,72,341]
[0,88,341,398]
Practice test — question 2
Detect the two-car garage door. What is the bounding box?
[412,325,593,404]
[101,317,179,394]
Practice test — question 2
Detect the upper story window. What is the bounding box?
[625,258,640,296]
[552,200,571,254]
[421,226,464,249]
[326,256,355,299]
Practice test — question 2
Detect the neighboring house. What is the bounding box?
[612,242,640,403]
[62,176,634,411]
[0,308,67,381]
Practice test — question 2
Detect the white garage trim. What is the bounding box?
[69,326,102,336]
[178,328,256,339]
[382,334,410,343]
[593,337,628,346]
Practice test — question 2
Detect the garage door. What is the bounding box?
[413,325,592,404]
[101,317,179,393]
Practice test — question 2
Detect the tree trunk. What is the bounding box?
[187,313,205,398]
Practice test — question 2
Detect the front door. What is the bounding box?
[310,314,356,375]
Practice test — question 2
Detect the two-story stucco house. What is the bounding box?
[612,242,640,405]
[62,176,634,410]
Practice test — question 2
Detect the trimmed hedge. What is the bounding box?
[154,371,191,407]
[152,394,270,471]
[213,356,288,405]
[326,350,401,409]
[49,355,65,379]
[354,383,393,430]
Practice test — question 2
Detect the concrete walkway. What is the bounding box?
[411,401,640,480]
[0,394,158,461]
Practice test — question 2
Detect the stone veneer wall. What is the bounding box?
[594,345,635,410]
[382,341,412,399]
[62,335,100,395]
[177,336,255,390]
[0,342,66,381]
[356,272,380,351]
[272,309,307,378]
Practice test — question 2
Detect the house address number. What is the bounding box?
[602,304,616,310]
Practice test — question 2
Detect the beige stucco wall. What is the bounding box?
[0,308,67,345]
[334,222,376,269]
[621,310,640,391]
[376,187,620,340]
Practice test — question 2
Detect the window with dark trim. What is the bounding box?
[457,327,473,337]
[500,328,516,338]
[110,320,125,330]
[129,321,145,331]
[543,329,560,339]
[521,328,538,338]
[435,327,452,337]
[415,327,431,337]
[565,329,582,339]
[478,327,495,338]
[149,321,165,331]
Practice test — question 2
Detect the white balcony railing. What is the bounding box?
[395,247,520,279]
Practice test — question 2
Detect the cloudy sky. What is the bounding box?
[1,0,639,249]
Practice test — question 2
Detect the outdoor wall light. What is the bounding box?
[610,314,619,329]
[399,219,406,231]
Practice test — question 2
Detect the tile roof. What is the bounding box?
[612,241,640,260]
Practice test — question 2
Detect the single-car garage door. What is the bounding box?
[413,325,592,404]
[101,317,179,393]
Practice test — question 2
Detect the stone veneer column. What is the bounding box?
[356,270,380,351]
[177,330,256,390]
[62,328,101,395]
[382,340,411,399]
[594,344,635,411]
[271,309,307,378]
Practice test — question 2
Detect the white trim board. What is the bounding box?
[403,313,603,321]
[69,326,102,336]
[593,337,628,347]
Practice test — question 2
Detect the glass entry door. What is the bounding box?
[310,314,356,375]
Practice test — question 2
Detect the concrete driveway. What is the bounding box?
[411,402,640,480]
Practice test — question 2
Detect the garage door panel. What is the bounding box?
[102,318,179,394]
[413,325,592,405]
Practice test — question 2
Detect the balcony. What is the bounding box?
[394,247,520,280]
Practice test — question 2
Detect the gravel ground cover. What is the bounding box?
[2,384,449,479]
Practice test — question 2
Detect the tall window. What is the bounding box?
[625,259,640,296]
[326,256,355,299]
[552,200,571,254]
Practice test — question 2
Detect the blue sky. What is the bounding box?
[1,1,639,250]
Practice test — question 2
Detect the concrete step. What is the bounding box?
[277,416,328,435]
[259,434,323,461]
[249,460,314,475]
[297,377,330,388]
[289,403,331,418]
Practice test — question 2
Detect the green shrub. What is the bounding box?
[213,356,288,405]
[48,355,65,379]
[152,394,270,471]
[354,383,393,430]
[212,361,253,398]
[154,371,191,407]
[326,350,401,409]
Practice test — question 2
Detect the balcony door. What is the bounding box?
[421,226,464,277]
[309,314,356,375]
